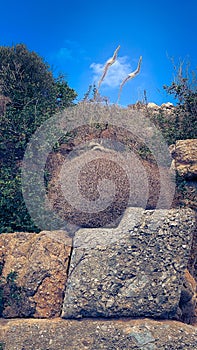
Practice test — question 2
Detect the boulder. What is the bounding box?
[169,139,197,285]
[62,207,195,319]
[0,231,72,318]
[147,102,160,109]
[178,269,197,324]
[128,102,175,115]
[0,318,197,350]
[171,139,197,179]
[161,102,174,109]
[47,145,174,230]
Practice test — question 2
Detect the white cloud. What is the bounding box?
[90,56,133,88]
[56,47,73,61]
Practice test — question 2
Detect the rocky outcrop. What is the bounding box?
[179,269,197,324]
[62,207,195,320]
[170,139,197,179]
[0,208,195,324]
[0,318,197,350]
[0,231,72,318]
[170,139,197,285]
[0,208,196,349]
[128,101,175,115]
[1,137,196,348]
[47,142,174,230]
[170,139,197,211]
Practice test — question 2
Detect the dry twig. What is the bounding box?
[117,56,142,103]
[96,45,121,95]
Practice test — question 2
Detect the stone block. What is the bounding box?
[172,139,197,179]
[0,231,72,318]
[62,207,195,319]
[0,318,197,350]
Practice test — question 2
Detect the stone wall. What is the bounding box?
[171,139,197,211]
[170,139,197,282]
[62,208,195,321]
[0,207,197,349]
[0,138,197,349]
[0,318,197,350]
[0,208,195,322]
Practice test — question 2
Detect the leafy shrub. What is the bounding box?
[150,61,197,145]
[0,44,77,233]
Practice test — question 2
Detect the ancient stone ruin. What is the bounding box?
[0,137,197,349]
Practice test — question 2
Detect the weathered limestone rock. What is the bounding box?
[170,139,197,285]
[178,269,197,325]
[171,139,197,179]
[0,318,197,350]
[47,145,174,229]
[0,231,72,318]
[170,139,197,211]
[62,207,195,319]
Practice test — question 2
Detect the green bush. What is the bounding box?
[0,44,77,233]
[151,61,197,145]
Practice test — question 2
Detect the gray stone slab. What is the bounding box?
[62,207,195,319]
[0,318,197,350]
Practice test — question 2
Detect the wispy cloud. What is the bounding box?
[48,40,88,69]
[55,47,73,61]
[90,56,133,88]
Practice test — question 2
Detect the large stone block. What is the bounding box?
[0,231,72,318]
[179,269,197,324]
[0,318,197,350]
[171,139,197,179]
[62,207,195,319]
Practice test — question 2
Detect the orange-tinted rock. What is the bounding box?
[178,269,197,325]
[0,231,72,318]
[169,139,197,285]
[172,139,197,179]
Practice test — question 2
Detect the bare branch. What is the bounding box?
[97,45,121,91]
[117,56,142,104]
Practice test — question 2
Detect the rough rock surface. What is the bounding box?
[0,318,197,350]
[170,140,197,212]
[0,231,72,318]
[179,269,197,324]
[128,101,175,113]
[170,139,197,287]
[62,207,195,319]
[171,139,197,179]
[48,147,174,229]
[46,110,175,231]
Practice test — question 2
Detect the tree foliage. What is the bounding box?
[149,60,197,145]
[163,60,197,143]
[0,44,77,233]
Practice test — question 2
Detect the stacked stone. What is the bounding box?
[62,208,196,322]
[1,138,197,348]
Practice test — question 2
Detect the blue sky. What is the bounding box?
[0,0,196,106]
